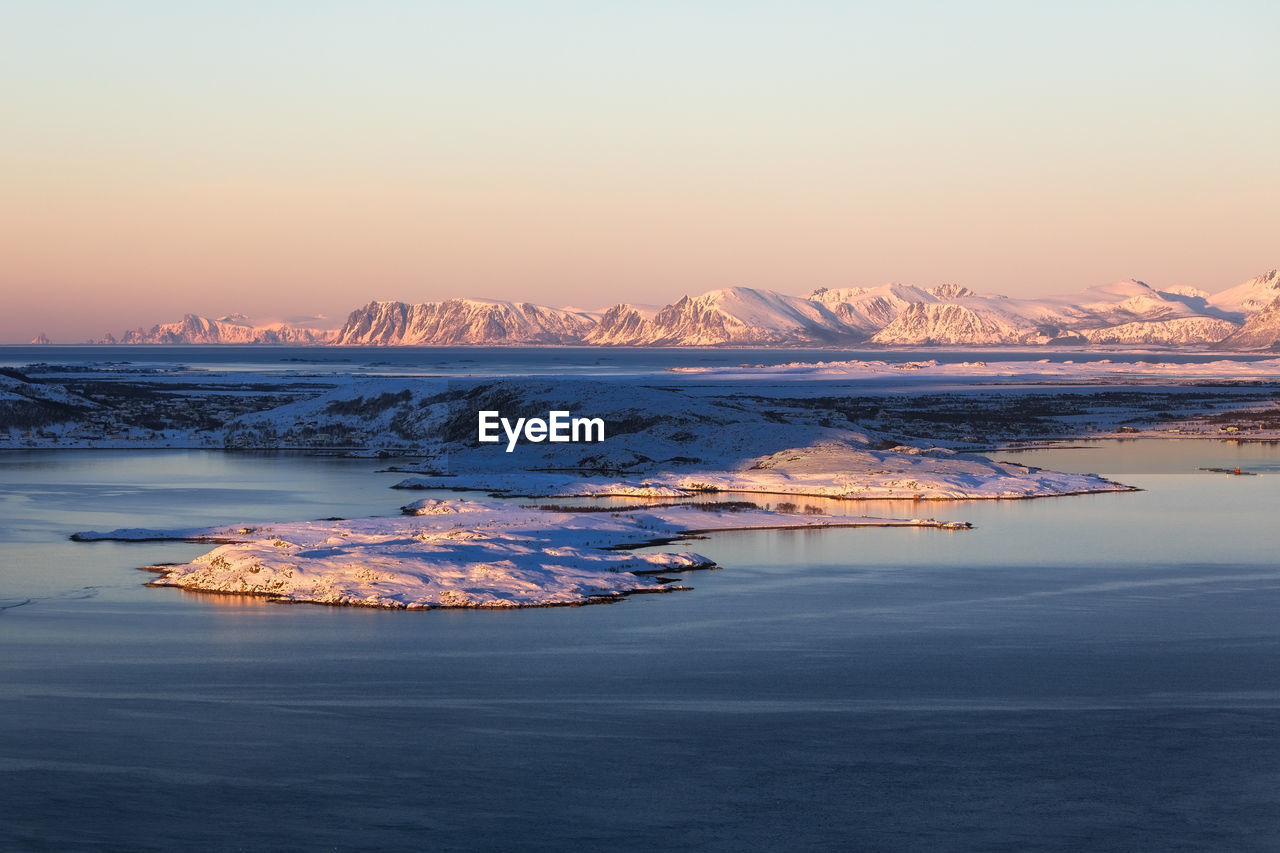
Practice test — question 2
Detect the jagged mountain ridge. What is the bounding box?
[96,314,336,345]
[863,279,1243,345]
[1214,293,1280,350]
[810,284,947,335]
[332,299,596,345]
[871,303,1041,346]
[585,288,851,346]
[90,270,1279,348]
[1081,317,1241,346]
[1206,270,1280,316]
[335,275,1269,347]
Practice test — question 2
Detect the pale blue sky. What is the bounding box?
[3,1,1278,340]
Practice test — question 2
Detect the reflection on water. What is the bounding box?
[2,441,1280,851]
[999,437,1280,475]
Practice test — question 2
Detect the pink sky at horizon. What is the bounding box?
[3,2,1278,343]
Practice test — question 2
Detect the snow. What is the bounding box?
[871,303,1035,346]
[5,360,1227,491]
[393,440,1129,501]
[671,357,1280,384]
[1207,270,1280,317]
[75,500,970,608]
[1079,318,1238,345]
[335,299,596,345]
[100,314,337,344]
[287,375,1126,500]
[688,287,838,331]
[1216,294,1280,350]
[0,373,99,408]
[854,278,1242,346]
[584,286,856,346]
[65,268,1280,350]
[809,284,939,335]
[75,269,1280,347]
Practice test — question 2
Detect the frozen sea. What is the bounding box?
[3,343,1275,377]
[3,439,1280,851]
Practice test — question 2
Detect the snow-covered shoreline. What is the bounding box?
[390,443,1132,501]
[670,356,1280,384]
[43,360,1234,610]
[75,499,971,609]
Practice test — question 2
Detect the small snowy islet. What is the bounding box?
[75,498,971,609]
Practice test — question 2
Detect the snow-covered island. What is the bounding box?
[314,377,1134,500]
[390,440,1129,501]
[55,368,1144,609]
[32,352,1280,610]
[74,498,971,608]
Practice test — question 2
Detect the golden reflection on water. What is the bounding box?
[165,587,278,609]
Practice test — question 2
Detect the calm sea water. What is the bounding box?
[2,344,1271,377]
[2,442,1280,851]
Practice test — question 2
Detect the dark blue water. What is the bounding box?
[2,344,1271,377]
[2,443,1280,851]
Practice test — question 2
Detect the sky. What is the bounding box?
[3,0,1279,342]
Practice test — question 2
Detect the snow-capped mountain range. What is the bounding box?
[332,299,596,345]
[94,314,336,345]
[83,270,1280,349]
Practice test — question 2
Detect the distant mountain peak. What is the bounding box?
[1215,293,1280,350]
[334,298,595,346]
[928,283,975,299]
[80,269,1279,348]
[95,314,337,345]
[1207,270,1280,318]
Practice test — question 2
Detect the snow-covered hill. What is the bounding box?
[809,284,943,336]
[1207,270,1280,317]
[591,287,855,346]
[849,279,1239,346]
[802,278,1234,346]
[581,304,663,345]
[1041,279,1219,327]
[334,299,596,345]
[1214,294,1280,350]
[871,303,1041,345]
[0,370,98,431]
[1080,317,1239,346]
[99,314,336,344]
